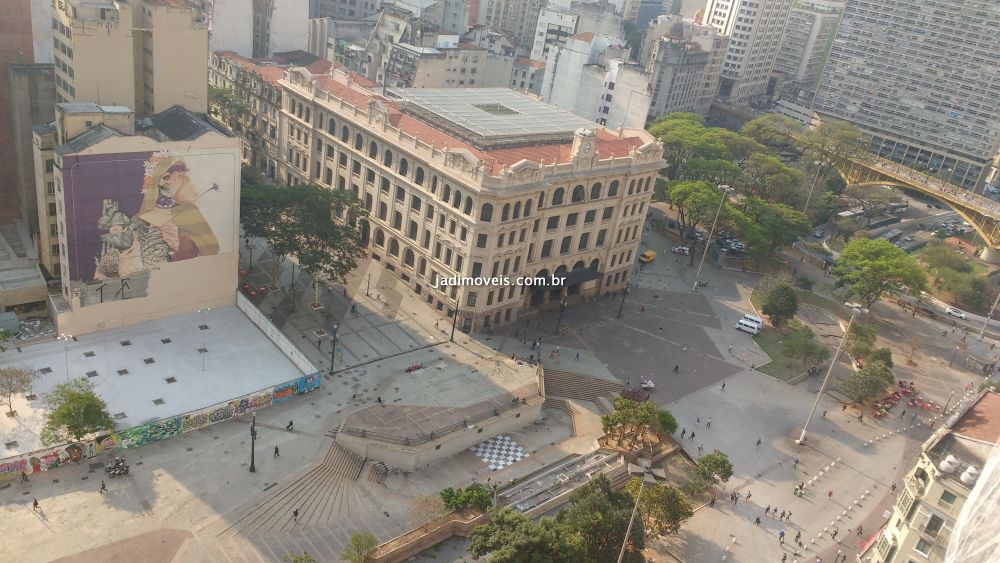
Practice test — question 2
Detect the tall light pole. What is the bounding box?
[692,185,731,291]
[802,160,824,214]
[449,296,462,342]
[617,285,630,319]
[198,307,210,372]
[617,480,643,563]
[978,291,1000,339]
[553,296,567,335]
[797,312,856,445]
[329,323,339,374]
[249,412,257,473]
[57,333,73,382]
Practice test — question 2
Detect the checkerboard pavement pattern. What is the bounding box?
[470,434,529,470]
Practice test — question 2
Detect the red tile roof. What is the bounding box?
[515,57,546,69]
[952,392,1000,443]
[572,32,595,41]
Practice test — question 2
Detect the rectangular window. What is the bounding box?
[48,202,57,216]
[471,262,483,277]
[51,244,59,256]
[454,255,463,272]
[486,291,494,306]
[460,226,467,241]
[915,539,932,556]
[395,186,405,202]
[578,233,590,250]
[585,210,596,223]
[603,207,614,220]
[508,231,515,245]
[477,234,488,248]
[45,159,54,172]
[47,182,55,194]
[411,195,422,211]
[50,224,58,236]
[513,256,521,272]
[566,213,578,227]
[939,490,957,507]
[560,236,571,254]
[467,291,478,307]
[434,242,442,259]
[541,239,553,258]
[597,229,607,246]
[519,228,527,242]
[546,216,559,230]
[448,220,456,235]
[497,234,504,248]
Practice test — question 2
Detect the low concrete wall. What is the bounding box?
[236,292,318,374]
[371,510,490,563]
[337,400,543,471]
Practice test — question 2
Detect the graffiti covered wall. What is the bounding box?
[0,372,321,480]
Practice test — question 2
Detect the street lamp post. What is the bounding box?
[802,160,824,214]
[617,480,643,563]
[249,413,257,473]
[797,312,856,445]
[329,323,339,375]
[553,296,567,335]
[692,185,730,291]
[246,237,253,271]
[978,291,1000,339]
[617,286,630,319]
[949,345,961,367]
[57,333,73,381]
[198,307,210,372]
[449,296,462,342]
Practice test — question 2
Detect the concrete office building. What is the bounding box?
[511,56,545,95]
[9,65,57,235]
[383,40,514,89]
[310,0,384,19]
[541,33,652,129]
[870,392,999,563]
[530,2,623,62]
[276,73,663,329]
[38,102,241,336]
[643,15,727,119]
[252,0,310,57]
[51,0,208,115]
[203,0,253,56]
[771,0,842,102]
[703,0,794,103]
[814,0,1000,190]
[477,0,547,56]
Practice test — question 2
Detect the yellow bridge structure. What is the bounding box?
[841,153,1000,262]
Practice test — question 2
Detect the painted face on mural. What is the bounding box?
[155,161,196,207]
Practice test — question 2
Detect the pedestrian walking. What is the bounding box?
[828,489,834,500]
[681,427,687,439]
[721,382,726,391]
[697,444,704,456]
[673,364,679,373]
[779,530,785,544]
[822,410,827,419]
[779,509,786,520]
[765,505,771,516]
[728,344,733,354]
[794,458,799,467]
[575,352,580,360]
[901,409,906,418]
[842,404,847,412]
[100,480,108,493]
[21,471,29,483]
[858,413,864,423]
[696,416,700,425]
[293,508,299,522]
[32,498,39,511]
[782,554,788,563]
[745,490,752,502]
[286,420,294,431]
[274,445,280,458]
[856,524,863,536]
[730,492,736,503]
[831,529,839,541]
[709,496,716,507]
[890,483,897,494]
[756,438,762,448]
[640,305,645,312]
[754,517,761,526]
[435,319,440,329]
[786,511,792,522]
[795,531,801,544]
[689,432,696,441]
[706,417,712,429]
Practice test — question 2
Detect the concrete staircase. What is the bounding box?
[542,398,580,437]
[542,368,624,402]
[214,442,365,537]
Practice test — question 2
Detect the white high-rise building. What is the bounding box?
[814,0,1000,190]
[702,0,794,103]
[772,0,843,102]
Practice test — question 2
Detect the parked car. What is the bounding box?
[638,250,657,264]
[672,246,690,256]
[945,307,967,319]
[813,229,825,238]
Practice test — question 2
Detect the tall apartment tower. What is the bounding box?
[772,0,843,102]
[702,0,794,103]
[643,15,728,120]
[51,0,208,114]
[814,0,1000,190]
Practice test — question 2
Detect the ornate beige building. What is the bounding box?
[276,72,663,330]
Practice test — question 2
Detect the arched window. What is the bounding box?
[414,167,425,185]
[590,258,600,270]
[354,133,363,150]
[452,190,462,208]
[463,198,472,215]
[304,107,310,122]
[327,118,336,134]
[388,239,400,256]
[608,180,620,197]
[374,229,385,247]
[572,185,585,203]
[645,177,652,192]
[501,203,511,221]
[403,248,415,267]
[418,257,427,276]
[538,193,545,208]
[552,188,564,205]
[352,185,360,198]
[383,149,393,167]
[364,193,373,210]
[399,158,408,176]
[431,176,438,194]
[368,141,378,158]
[443,184,451,201]
[513,201,521,219]
[480,203,494,222]
[524,199,532,217]
[341,125,349,142]
[573,260,585,270]
[590,182,602,200]
[628,179,635,195]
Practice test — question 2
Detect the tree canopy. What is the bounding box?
[40,378,114,445]
[740,114,801,153]
[469,508,587,562]
[834,238,928,307]
[440,483,493,511]
[762,284,798,328]
[624,478,693,537]
[0,366,38,415]
[340,532,378,563]
[840,360,894,404]
[782,323,831,366]
[695,450,734,487]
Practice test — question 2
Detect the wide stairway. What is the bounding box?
[543,368,624,402]
[215,442,365,537]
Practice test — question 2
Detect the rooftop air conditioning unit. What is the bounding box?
[939,454,960,473]
[960,465,980,486]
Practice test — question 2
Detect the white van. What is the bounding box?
[742,314,764,328]
[735,319,761,335]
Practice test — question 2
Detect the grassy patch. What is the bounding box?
[752,328,807,381]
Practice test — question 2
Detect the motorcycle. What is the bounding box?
[405,363,424,373]
[105,457,126,473]
[108,464,130,478]
[640,379,655,389]
[697,280,709,288]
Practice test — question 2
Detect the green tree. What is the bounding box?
[558,474,645,562]
[669,181,728,266]
[240,167,368,287]
[740,114,800,152]
[782,323,831,366]
[469,508,586,562]
[742,154,808,206]
[283,552,316,563]
[602,398,657,447]
[741,198,811,254]
[826,174,848,195]
[624,478,694,536]
[762,284,798,328]
[0,366,39,416]
[680,158,745,185]
[40,379,114,445]
[868,347,894,369]
[440,483,494,511]
[800,120,863,166]
[846,323,877,360]
[834,238,929,308]
[207,85,250,125]
[835,217,859,241]
[695,450,734,487]
[340,532,378,563]
[840,360,894,404]
[656,409,678,434]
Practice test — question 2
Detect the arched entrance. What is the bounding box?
[531,269,549,306]
[359,219,371,246]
